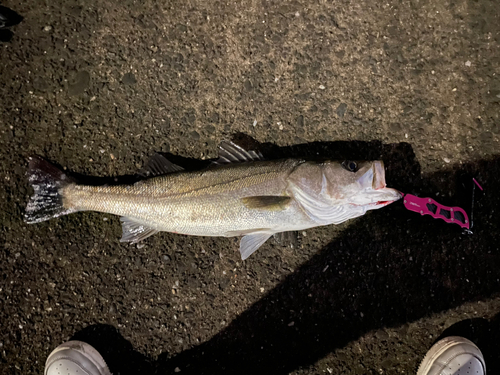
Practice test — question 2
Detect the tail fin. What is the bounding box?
[24,156,76,224]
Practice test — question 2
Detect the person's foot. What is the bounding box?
[45,340,111,375]
[417,336,486,375]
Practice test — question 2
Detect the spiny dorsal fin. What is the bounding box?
[214,140,264,165]
[241,196,291,210]
[138,153,184,177]
[120,217,158,243]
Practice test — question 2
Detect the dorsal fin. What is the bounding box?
[214,140,264,165]
[138,153,184,177]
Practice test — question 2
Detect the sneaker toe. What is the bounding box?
[430,352,485,374]
[417,336,486,375]
[45,341,111,375]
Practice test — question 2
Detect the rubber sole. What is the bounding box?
[45,340,111,375]
[417,336,485,375]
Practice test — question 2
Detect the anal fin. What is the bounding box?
[120,217,159,243]
[240,232,273,260]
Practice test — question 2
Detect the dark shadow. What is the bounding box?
[71,324,155,374]
[0,28,13,42]
[0,6,22,42]
[0,6,23,28]
[65,138,497,375]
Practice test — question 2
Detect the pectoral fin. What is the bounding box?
[239,232,273,260]
[241,196,291,210]
[120,217,158,243]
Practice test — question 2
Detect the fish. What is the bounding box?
[24,141,402,260]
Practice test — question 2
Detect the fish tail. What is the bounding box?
[24,156,77,224]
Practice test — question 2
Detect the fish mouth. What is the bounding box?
[350,187,402,208]
[371,161,402,206]
[376,200,392,206]
[373,188,403,207]
[375,197,400,206]
[375,186,403,204]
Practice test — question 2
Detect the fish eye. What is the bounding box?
[342,160,358,172]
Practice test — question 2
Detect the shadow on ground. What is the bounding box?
[0,5,23,42]
[72,324,155,374]
[70,139,499,374]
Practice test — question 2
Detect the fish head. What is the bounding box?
[320,160,402,210]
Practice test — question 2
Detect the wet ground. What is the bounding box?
[1,0,500,373]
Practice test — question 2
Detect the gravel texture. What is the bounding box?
[0,0,499,374]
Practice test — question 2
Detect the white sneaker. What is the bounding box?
[45,340,112,375]
[417,336,486,375]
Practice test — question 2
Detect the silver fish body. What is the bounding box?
[25,141,402,259]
